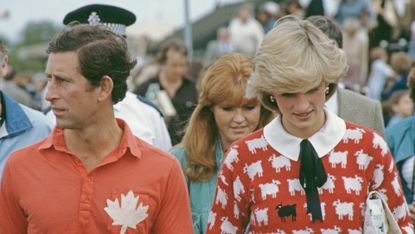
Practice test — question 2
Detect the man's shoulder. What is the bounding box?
[136,96,163,117]
[180,78,198,93]
[137,139,177,165]
[337,88,385,132]
[136,142,182,177]
[5,138,48,166]
[182,77,196,85]
[119,92,163,117]
[3,97,53,136]
[338,88,378,106]
[337,88,381,116]
[137,76,159,88]
[134,76,160,95]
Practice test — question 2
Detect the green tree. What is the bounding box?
[12,20,61,72]
[19,20,61,45]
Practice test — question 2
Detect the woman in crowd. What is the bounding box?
[386,66,415,224]
[207,15,412,233]
[170,53,274,233]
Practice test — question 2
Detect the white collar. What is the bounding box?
[263,109,346,161]
[325,89,338,115]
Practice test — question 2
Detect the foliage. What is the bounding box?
[19,20,62,45]
[2,20,62,73]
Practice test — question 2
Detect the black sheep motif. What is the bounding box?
[276,204,297,222]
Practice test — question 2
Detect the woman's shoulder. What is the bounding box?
[343,121,384,146]
[169,146,188,166]
[169,146,190,182]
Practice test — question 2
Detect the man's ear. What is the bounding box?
[0,55,8,78]
[97,75,114,102]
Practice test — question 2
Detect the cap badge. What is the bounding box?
[88,11,101,26]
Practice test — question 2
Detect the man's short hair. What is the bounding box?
[306,15,343,49]
[47,24,136,104]
[158,40,188,64]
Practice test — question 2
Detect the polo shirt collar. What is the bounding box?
[263,109,346,161]
[119,119,141,159]
[39,118,142,159]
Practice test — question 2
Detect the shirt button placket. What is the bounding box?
[79,174,95,226]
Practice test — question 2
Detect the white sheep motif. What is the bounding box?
[245,135,268,154]
[333,200,354,220]
[243,161,263,180]
[354,149,373,170]
[224,146,239,171]
[343,128,365,144]
[268,154,291,172]
[258,180,281,200]
[220,217,238,234]
[328,150,348,168]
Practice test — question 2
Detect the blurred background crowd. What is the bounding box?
[1,0,415,129]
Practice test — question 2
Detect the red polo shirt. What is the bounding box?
[0,119,193,233]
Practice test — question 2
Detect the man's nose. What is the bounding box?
[45,80,57,102]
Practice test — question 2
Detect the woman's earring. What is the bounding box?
[270,96,276,103]
[325,87,330,95]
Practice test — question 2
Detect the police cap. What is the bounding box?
[63,4,136,37]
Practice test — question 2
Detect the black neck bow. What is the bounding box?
[299,139,327,222]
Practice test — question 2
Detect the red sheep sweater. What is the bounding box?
[206,111,413,234]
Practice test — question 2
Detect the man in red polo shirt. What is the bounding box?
[0,23,193,233]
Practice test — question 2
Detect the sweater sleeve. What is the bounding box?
[367,132,413,232]
[206,144,250,234]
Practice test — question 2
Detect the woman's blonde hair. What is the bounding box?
[246,15,348,111]
[181,53,273,181]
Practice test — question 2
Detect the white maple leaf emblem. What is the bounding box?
[104,190,149,234]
